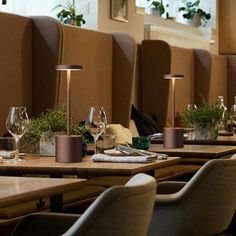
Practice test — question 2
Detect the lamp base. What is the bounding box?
[55,135,83,163]
[163,127,184,148]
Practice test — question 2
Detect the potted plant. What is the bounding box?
[178,0,211,27]
[1,0,6,4]
[182,102,222,140]
[147,0,169,17]
[21,106,88,156]
[53,0,86,27]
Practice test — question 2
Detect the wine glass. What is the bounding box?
[86,107,107,151]
[230,104,236,136]
[6,107,29,163]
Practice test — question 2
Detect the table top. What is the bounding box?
[151,135,236,146]
[0,155,181,177]
[149,144,236,159]
[0,176,86,208]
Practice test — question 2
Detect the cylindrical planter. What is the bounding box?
[194,125,216,140]
[39,132,59,156]
[184,15,201,27]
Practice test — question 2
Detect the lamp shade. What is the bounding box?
[164,74,184,80]
[55,65,83,71]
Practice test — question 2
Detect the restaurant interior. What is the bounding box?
[1,0,236,235]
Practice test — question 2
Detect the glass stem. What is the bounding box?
[94,134,98,154]
[15,137,19,162]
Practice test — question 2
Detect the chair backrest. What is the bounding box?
[150,158,236,236]
[63,173,156,236]
[182,158,236,234]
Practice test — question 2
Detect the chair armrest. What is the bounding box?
[156,181,187,194]
[12,212,80,236]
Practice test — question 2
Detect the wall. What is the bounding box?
[0,0,215,43]
[144,0,216,29]
[0,0,98,29]
[98,0,144,43]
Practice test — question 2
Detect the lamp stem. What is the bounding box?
[67,70,71,136]
[172,78,175,128]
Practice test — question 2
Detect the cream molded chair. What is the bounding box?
[12,173,156,236]
[148,158,236,236]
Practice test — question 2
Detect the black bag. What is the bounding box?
[131,105,160,136]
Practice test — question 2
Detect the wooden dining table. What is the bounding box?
[151,135,236,146]
[0,176,86,212]
[149,144,236,159]
[0,155,181,178]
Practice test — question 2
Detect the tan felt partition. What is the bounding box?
[194,49,227,106]
[141,40,194,130]
[0,12,32,134]
[111,33,137,128]
[31,16,62,117]
[168,46,195,124]
[141,40,171,131]
[58,25,113,124]
[209,54,227,105]
[226,55,236,108]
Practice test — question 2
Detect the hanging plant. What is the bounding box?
[179,0,211,26]
[2,0,7,5]
[53,0,86,27]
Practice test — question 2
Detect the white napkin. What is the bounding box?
[0,150,15,158]
[92,154,156,163]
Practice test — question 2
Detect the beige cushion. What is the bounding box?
[106,124,133,144]
[129,119,140,137]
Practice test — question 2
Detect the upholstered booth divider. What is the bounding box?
[111,33,137,128]
[140,40,229,131]
[141,40,171,131]
[226,55,236,108]
[31,17,136,127]
[31,16,62,117]
[170,46,195,122]
[140,40,194,131]
[0,12,32,135]
[0,12,137,134]
[194,49,227,105]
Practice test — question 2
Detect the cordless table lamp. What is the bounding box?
[163,74,184,148]
[55,65,83,162]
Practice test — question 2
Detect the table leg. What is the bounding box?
[50,194,63,212]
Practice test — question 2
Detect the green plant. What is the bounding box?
[53,0,86,27]
[22,106,87,147]
[182,102,223,129]
[147,0,169,16]
[179,0,211,26]
[1,0,6,4]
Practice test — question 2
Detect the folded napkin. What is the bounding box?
[0,150,15,158]
[92,154,156,163]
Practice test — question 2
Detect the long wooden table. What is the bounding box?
[151,135,236,146]
[0,155,181,178]
[0,176,86,212]
[149,144,236,159]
